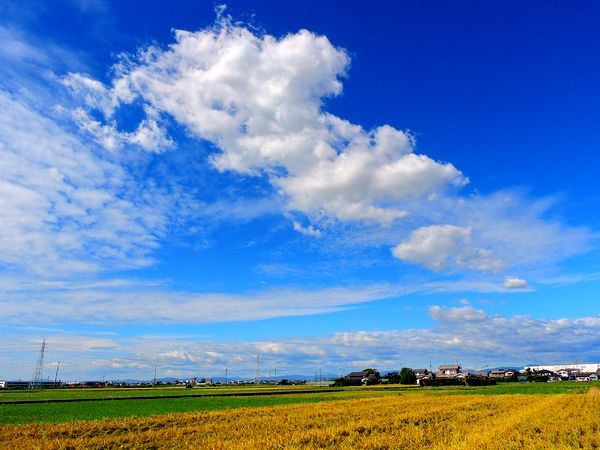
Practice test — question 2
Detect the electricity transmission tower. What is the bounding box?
[28,339,46,390]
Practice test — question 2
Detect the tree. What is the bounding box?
[399,367,417,384]
[384,371,400,384]
[525,368,533,382]
[333,377,353,387]
[526,368,549,383]
[362,368,381,378]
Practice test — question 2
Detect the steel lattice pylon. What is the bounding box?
[28,339,46,390]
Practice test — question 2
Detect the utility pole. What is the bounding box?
[225,367,228,385]
[153,365,158,387]
[255,355,260,385]
[54,361,60,389]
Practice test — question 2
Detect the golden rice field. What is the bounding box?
[1,390,598,449]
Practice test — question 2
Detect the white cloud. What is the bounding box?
[0,90,173,274]
[386,189,591,275]
[0,26,49,64]
[61,105,173,152]
[64,19,466,225]
[3,311,598,379]
[504,276,528,289]
[0,275,549,328]
[0,16,590,283]
[58,18,591,278]
[293,221,322,238]
[428,305,487,323]
[0,278,396,325]
[392,224,502,271]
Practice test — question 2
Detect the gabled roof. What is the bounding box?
[439,365,460,370]
[346,371,368,378]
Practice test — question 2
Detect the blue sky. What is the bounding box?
[0,0,599,381]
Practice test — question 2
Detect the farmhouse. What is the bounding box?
[413,369,432,379]
[413,369,434,385]
[488,369,518,379]
[438,364,461,378]
[344,371,379,385]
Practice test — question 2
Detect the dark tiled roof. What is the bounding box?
[346,371,368,378]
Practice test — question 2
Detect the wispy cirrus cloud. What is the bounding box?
[0,90,174,275]
[0,275,541,327]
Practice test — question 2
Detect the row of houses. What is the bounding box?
[343,364,600,386]
[343,365,465,385]
[525,368,599,382]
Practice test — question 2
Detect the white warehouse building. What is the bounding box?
[524,363,600,373]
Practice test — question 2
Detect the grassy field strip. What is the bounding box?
[0,388,343,405]
[0,381,595,403]
[0,390,394,425]
[2,393,597,449]
[0,385,330,402]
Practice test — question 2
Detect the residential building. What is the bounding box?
[438,364,461,378]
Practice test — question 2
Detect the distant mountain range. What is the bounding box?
[107,374,339,384]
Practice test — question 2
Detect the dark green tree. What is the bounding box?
[525,368,549,383]
[384,371,401,384]
[399,367,417,384]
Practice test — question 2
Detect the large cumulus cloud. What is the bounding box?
[65,20,466,225]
